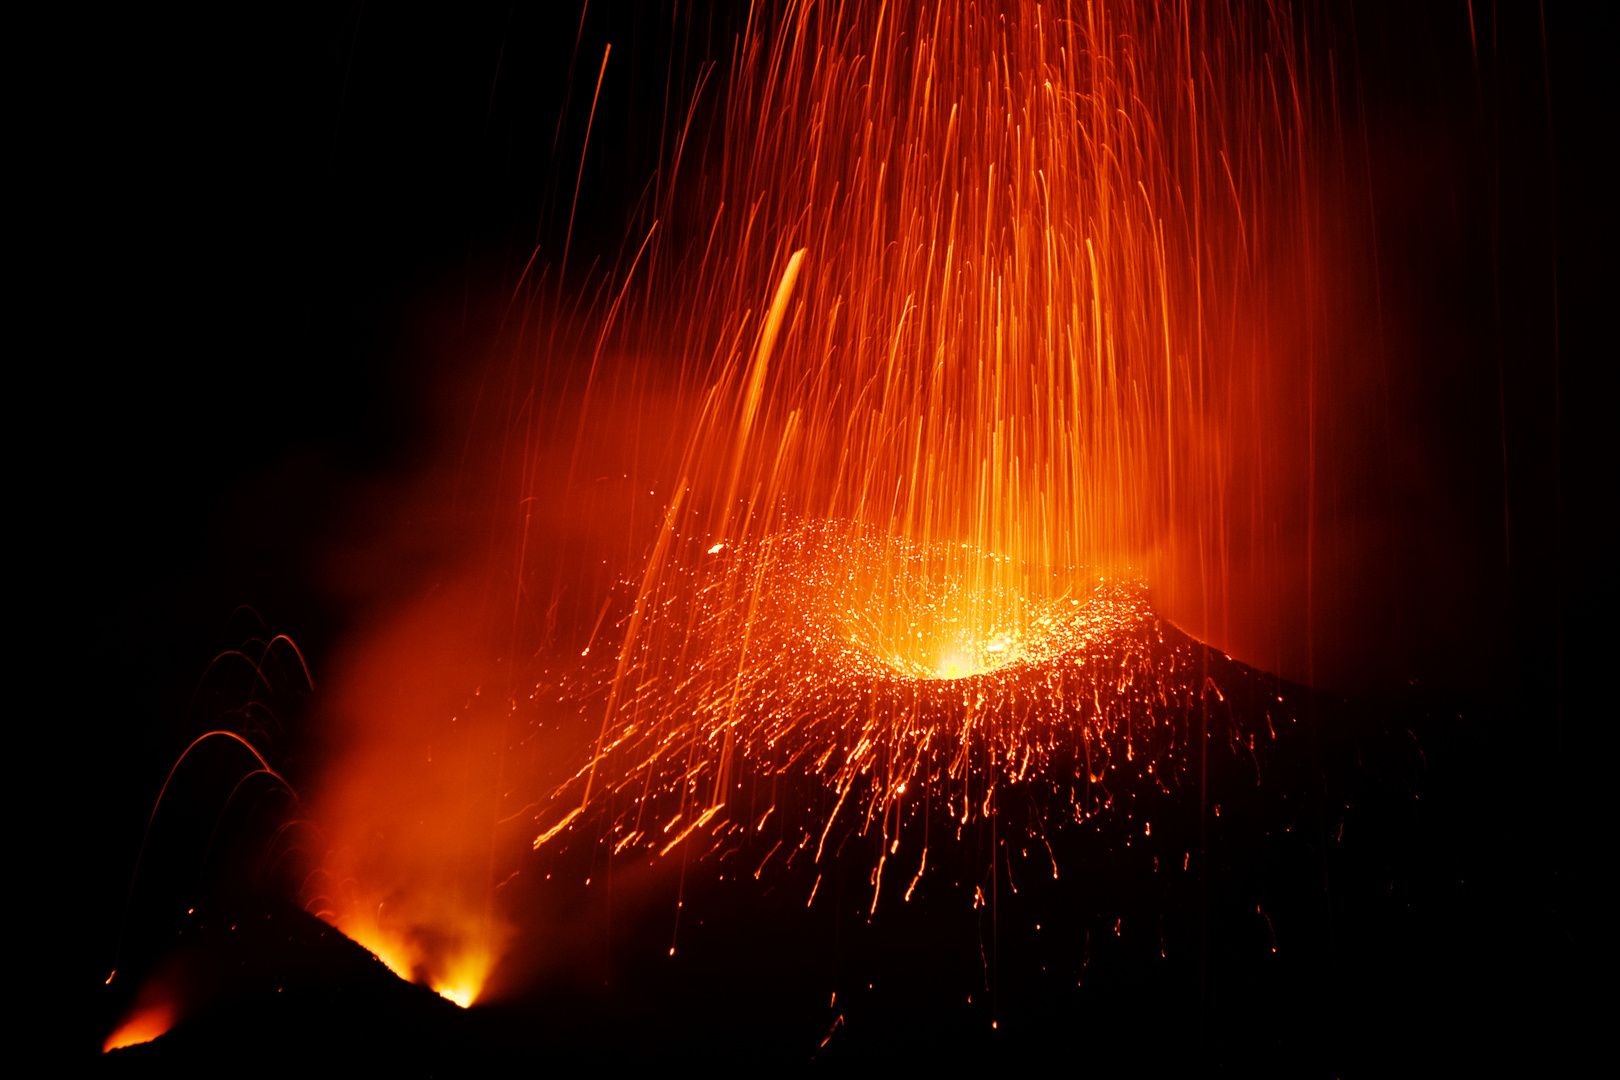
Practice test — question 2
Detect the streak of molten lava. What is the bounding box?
[535,523,1195,916]
[522,0,1320,895]
[309,0,1327,994]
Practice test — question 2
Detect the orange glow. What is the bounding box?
[342,922,489,1008]
[302,578,509,1010]
[103,998,177,1052]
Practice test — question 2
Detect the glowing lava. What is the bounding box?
[532,522,1196,916]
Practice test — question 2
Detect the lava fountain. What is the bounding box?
[96,0,1587,1064]
[527,0,1321,876]
[305,0,1328,1009]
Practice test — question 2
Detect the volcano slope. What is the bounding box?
[101,607,1564,1072]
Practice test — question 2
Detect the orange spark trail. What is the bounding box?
[526,0,1320,879]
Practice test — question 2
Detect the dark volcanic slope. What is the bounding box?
[99,896,524,1074]
[491,626,1534,1072]
[99,629,1574,1074]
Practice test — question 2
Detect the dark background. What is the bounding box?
[31,0,1606,1067]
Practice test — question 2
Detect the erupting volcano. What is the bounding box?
[516,0,1321,899]
[88,0,1595,1070]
